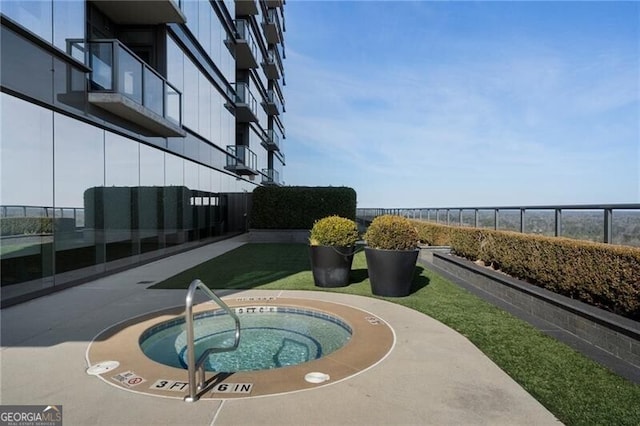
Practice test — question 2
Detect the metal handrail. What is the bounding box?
[184,279,240,402]
[357,204,640,246]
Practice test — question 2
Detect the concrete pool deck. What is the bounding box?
[0,235,560,425]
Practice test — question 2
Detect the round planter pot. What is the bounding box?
[365,247,419,297]
[309,245,356,287]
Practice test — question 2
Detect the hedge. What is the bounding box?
[250,186,357,229]
[412,220,640,320]
[0,217,54,236]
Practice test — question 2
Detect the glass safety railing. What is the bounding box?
[261,168,280,185]
[234,19,258,59]
[232,82,258,115]
[87,39,182,126]
[266,89,283,114]
[226,145,257,172]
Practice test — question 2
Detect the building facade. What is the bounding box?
[0,0,286,306]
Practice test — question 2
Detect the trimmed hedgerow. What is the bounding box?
[309,216,359,246]
[413,220,452,246]
[364,215,419,250]
[250,186,356,229]
[0,217,53,236]
[409,220,640,320]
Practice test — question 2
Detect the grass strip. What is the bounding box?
[151,243,640,425]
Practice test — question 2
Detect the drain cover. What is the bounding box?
[304,372,330,384]
[87,361,120,375]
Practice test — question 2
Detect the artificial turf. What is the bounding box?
[151,243,640,425]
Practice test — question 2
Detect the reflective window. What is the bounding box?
[1,26,53,104]
[53,55,87,113]
[210,11,222,64]
[0,94,54,297]
[183,56,199,131]
[166,35,183,92]
[53,113,105,277]
[198,73,211,141]
[139,145,164,253]
[210,87,222,147]
[184,161,199,241]
[183,0,199,38]
[164,153,185,246]
[1,0,52,42]
[198,0,212,59]
[104,132,139,263]
[53,0,84,57]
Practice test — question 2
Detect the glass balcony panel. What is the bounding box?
[231,82,258,122]
[225,145,257,174]
[87,40,185,137]
[232,20,258,69]
[261,168,279,185]
[89,42,114,91]
[263,9,282,44]
[269,128,279,148]
[143,68,164,116]
[166,84,181,125]
[118,47,143,104]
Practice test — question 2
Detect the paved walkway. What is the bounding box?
[0,235,560,425]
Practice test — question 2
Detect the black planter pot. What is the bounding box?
[365,247,419,297]
[309,245,356,287]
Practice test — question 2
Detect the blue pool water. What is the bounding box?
[139,307,352,372]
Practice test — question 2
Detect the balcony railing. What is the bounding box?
[262,128,280,150]
[262,48,283,80]
[357,204,640,247]
[225,145,258,176]
[228,82,258,123]
[262,8,283,44]
[228,20,258,69]
[86,39,185,137]
[261,169,281,186]
[262,89,282,115]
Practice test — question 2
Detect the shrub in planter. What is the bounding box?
[309,216,359,288]
[364,215,419,297]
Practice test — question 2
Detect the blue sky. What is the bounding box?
[281,0,640,208]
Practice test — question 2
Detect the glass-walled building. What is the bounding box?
[0,0,286,306]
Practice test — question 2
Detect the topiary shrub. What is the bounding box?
[364,215,419,250]
[309,215,359,246]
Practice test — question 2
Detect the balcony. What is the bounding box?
[235,0,258,15]
[261,128,280,151]
[261,168,281,186]
[91,0,186,25]
[261,48,283,80]
[262,9,283,44]
[227,20,259,69]
[264,0,284,9]
[87,40,186,137]
[227,83,259,123]
[262,89,282,116]
[225,145,258,176]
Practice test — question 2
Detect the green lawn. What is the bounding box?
[151,243,640,426]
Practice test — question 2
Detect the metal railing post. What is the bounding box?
[604,208,613,244]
